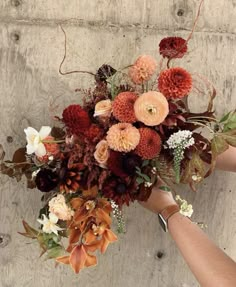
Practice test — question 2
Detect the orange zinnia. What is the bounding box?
[134,91,169,126]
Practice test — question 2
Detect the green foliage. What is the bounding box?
[159,186,171,192]
[135,167,151,185]
[220,111,236,131]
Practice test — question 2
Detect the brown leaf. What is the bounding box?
[51,127,65,139]
[82,185,98,198]
[0,144,5,161]
[12,148,26,163]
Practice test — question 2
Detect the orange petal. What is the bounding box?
[85,241,102,252]
[56,255,70,265]
[73,207,89,223]
[96,208,112,226]
[69,245,87,274]
[104,229,118,243]
[100,237,110,254]
[69,228,81,244]
[84,230,97,245]
[85,253,97,268]
[70,198,84,209]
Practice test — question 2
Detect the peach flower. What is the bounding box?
[94,99,112,118]
[129,55,157,84]
[49,194,74,221]
[94,140,110,168]
[106,123,140,152]
[134,91,169,126]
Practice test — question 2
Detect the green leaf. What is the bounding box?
[45,246,64,260]
[159,186,171,192]
[142,160,150,167]
[220,111,233,123]
[142,174,151,182]
[221,129,236,147]
[211,135,229,159]
[136,177,144,185]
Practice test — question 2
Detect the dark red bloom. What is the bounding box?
[84,124,104,143]
[159,37,187,59]
[102,177,137,206]
[62,105,91,135]
[158,67,192,99]
[35,169,59,192]
[107,151,129,178]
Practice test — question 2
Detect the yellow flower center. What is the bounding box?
[85,200,96,210]
[146,105,157,115]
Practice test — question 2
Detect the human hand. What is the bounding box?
[139,181,176,213]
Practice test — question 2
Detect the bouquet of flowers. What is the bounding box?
[1,34,236,274]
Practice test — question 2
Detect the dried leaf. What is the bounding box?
[0,144,5,161]
[211,135,229,159]
[51,127,65,139]
[82,185,98,198]
[12,148,26,163]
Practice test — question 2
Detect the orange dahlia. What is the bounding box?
[158,67,192,99]
[106,123,140,152]
[112,92,138,123]
[129,55,157,84]
[134,91,169,126]
[134,128,162,159]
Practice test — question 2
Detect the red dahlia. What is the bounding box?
[134,128,162,159]
[159,37,187,59]
[112,92,138,123]
[84,124,104,143]
[158,67,192,99]
[62,104,91,135]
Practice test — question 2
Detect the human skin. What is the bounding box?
[141,146,236,287]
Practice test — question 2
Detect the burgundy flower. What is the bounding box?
[159,37,187,59]
[35,169,59,192]
[62,105,91,135]
[102,177,137,206]
[158,67,192,99]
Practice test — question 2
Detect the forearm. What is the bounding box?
[216,146,236,172]
[168,212,236,287]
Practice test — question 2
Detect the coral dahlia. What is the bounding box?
[62,105,91,135]
[129,55,157,84]
[112,92,138,123]
[158,67,192,99]
[106,123,140,152]
[159,37,187,59]
[135,128,162,159]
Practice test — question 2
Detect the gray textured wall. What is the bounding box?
[0,1,235,286]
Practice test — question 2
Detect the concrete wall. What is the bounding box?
[0,1,235,286]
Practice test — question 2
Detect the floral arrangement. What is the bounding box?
[1,33,236,274]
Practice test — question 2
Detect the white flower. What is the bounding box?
[167,130,195,149]
[49,194,74,221]
[37,213,63,235]
[176,195,194,218]
[24,126,51,157]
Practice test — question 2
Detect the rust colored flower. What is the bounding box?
[134,128,162,159]
[129,55,157,84]
[112,92,138,123]
[159,37,187,59]
[102,177,137,206]
[62,104,91,135]
[107,151,129,178]
[56,244,97,274]
[134,91,169,126]
[106,123,140,152]
[94,140,110,168]
[84,124,104,143]
[158,67,192,99]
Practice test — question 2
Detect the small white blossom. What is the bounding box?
[37,213,63,235]
[24,126,51,157]
[176,195,194,218]
[32,169,40,178]
[144,182,152,188]
[167,130,195,149]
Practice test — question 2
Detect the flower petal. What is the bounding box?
[24,127,38,139]
[56,255,70,265]
[35,143,46,157]
[26,143,36,154]
[39,126,51,139]
[84,253,97,268]
[49,213,59,223]
[69,245,87,274]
